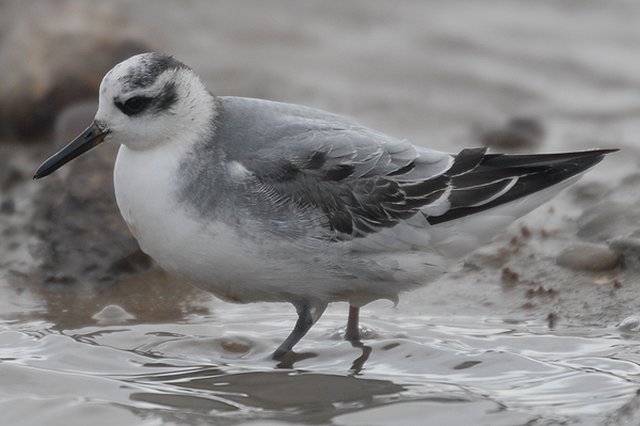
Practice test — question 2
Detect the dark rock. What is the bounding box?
[477,117,545,151]
[556,243,619,272]
[0,2,151,140]
[500,266,519,287]
[0,160,25,191]
[609,238,640,271]
[0,198,15,215]
[108,249,154,276]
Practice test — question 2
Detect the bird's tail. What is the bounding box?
[427,148,617,225]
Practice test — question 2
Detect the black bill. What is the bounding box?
[33,122,110,179]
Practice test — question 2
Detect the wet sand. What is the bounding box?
[2,1,640,425]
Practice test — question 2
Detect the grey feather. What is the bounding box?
[208,97,454,238]
[179,96,612,242]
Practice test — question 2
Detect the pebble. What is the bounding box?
[0,160,24,191]
[556,242,619,272]
[617,316,640,334]
[609,237,640,271]
[92,304,135,325]
[0,199,15,215]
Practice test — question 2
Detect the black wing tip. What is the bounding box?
[426,147,617,226]
[568,148,619,157]
[591,148,619,155]
[480,147,618,168]
[568,147,619,167]
[563,147,619,169]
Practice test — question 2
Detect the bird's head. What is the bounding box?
[34,52,214,179]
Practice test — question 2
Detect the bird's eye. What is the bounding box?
[117,96,152,116]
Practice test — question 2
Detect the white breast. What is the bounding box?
[114,145,238,294]
[112,144,333,303]
[115,144,185,265]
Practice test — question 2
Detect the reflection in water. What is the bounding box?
[273,350,318,370]
[270,341,371,371]
[127,367,405,424]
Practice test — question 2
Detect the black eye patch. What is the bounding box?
[115,96,153,116]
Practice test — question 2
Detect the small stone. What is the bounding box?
[526,285,557,298]
[501,266,519,287]
[556,243,619,272]
[92,304,135,325]
[220,339,251,354]
[0,198,15,215]
[547,312,557,328]
[617,316,640,333]
[609,237,640,271]
[108,250,153,276]
[0,161,24,191]
[453,360,482,370]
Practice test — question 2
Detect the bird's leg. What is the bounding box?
[345,305,360,342]
[272,302,326,360]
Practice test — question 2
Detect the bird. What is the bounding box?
[34,52,615,360]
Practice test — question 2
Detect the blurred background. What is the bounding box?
[1,1,640,425]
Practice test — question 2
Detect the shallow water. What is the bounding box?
[2,278,640,426]
[3,0,640,425]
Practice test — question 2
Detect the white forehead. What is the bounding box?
[99,52,190,100]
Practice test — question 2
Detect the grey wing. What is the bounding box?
[222,98,457,238]
[221,97,612,240]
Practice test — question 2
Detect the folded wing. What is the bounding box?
[222,98,614,239]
